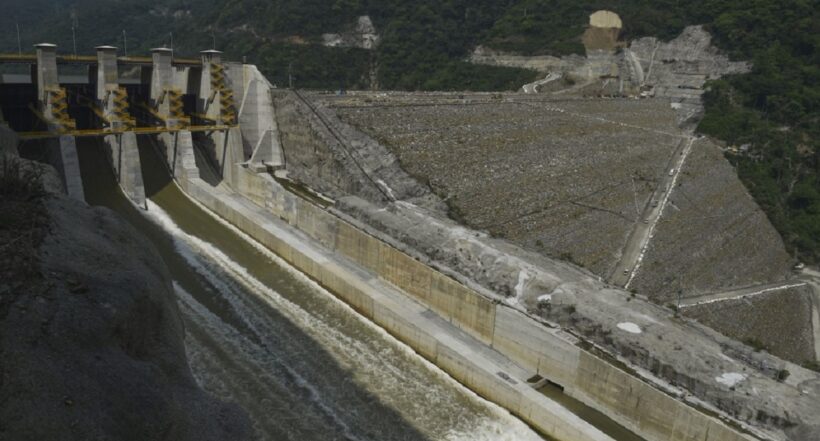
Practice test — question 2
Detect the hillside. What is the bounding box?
[0,0,817,262]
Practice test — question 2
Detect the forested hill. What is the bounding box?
[1,0,818,261]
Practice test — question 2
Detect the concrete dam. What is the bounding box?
[2,44,819,441]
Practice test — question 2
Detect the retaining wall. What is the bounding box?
[184,163,759,441]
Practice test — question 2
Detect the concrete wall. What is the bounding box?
[159,130,200,183]
[181,172,612,441]
[188,162,758,441]
[58,135,84,201]
[103,132,145,207]
[238,65,284,168]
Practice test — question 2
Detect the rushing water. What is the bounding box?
[75,136,548,441]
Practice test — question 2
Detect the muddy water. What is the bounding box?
[75,136,548,441]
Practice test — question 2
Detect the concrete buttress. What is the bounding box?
[58,135,85,201]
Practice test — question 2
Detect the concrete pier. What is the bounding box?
[96,46,145,207]
[103,132,145,206]
[34,43,59,105]
[149,46,191,131]
[198,50,226,123]
[58,135,84,201]
[160,130,200,182]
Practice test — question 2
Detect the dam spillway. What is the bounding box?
[74,137,548,441]
[5,42,817,441]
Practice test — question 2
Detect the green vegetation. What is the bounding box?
[0,0,817,260]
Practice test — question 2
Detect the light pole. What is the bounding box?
[15,22,21,55]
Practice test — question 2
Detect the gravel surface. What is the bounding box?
[683,286,816,365]
[332,95,682,277]
[629,139,793,302]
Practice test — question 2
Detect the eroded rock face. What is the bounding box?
[471,25,749,127]
[626,26,750,125]
[0,161,250,441]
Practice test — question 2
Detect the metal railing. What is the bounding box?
[0,53,202,66]
[17,124,235,140]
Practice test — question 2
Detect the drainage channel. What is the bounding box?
[75,136,549,441]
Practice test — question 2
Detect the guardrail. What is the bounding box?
[0,53,202,66]
[17,124,235,140]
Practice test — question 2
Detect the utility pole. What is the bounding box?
[15,22,21,55]
[70,12,78,56]
[71,23,77,56]
[169,32,174,50]
[122,30,127,57]
[211,30,216,50]
[288,62,293,89]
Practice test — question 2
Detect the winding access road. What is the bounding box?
[677,281,808,309]
[521,72,562,94]
[611,136,696,288]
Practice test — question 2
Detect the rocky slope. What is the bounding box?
[471,25,749,128]
[0,135,250,440]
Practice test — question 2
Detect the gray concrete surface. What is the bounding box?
[198,149,820,440]
[58,135,84,201]
[179,172,615,441]
[160,130,201,182]
[103,132,145,207]
[239,65,284,168]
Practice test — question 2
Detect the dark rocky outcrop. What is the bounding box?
[0,149,250,441]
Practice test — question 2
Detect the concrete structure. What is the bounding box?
[197,50,222,121]
[4,45,817,440]
[173,155,767,441]
[176,166,613,441]
[57,135,84,201]
[33,44,85,201]
[2,44,240,205]
[96,46,145,206]
[198,50,236,126]
[160,130,200,183]
[150,47,183,127]
[34,43,59,105]
[238,65,285,170]
[103,132,145,206]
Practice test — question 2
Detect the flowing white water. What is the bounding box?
[141,197,545,441]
